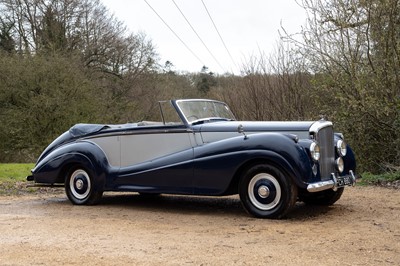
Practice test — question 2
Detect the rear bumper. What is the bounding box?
[26,175,64,187]
[307,170,356,192]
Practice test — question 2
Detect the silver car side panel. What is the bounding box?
[87,136,121,167]
[120,133,194,167]
[89,132,195,168]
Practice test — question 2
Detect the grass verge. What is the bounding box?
[0,163,34,182]
[0,163,61,195]
[358,171,400,188]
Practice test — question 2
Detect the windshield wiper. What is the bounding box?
[191,119,207,125]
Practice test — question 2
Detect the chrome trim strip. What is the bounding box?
[83,127,191,140]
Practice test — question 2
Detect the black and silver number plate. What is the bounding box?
[336,175,354,187]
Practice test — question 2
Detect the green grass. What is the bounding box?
[0,163,35,182]
[0,163,35,194]
[0,163,62,195]
[358,171,400,186]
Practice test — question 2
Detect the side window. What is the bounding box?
[159,101,184,125]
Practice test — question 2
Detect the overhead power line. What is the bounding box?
[201,0,238,72]
[172,0,226,73]
[143,0,205,67]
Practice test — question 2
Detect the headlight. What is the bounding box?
[336,157,344,173]
[310,142,320,162]
[336,139,347,157]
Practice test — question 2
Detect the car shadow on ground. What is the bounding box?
[52,192,344,220]
[100,193,247,218]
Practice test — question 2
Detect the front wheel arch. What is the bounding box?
[226,158,299,196]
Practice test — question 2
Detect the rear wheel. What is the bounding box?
[239,164,297,219]
[65,167,103,205]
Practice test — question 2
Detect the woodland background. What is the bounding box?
[0,0,399,174]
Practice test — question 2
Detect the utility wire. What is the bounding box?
[172,0,226,73]
[201,0,238,72]
[143,0,205,67]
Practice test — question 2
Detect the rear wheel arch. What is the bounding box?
[59,149,108,183]
[49,141,109,185]
[57,153,97,183]
[58,162,80,183]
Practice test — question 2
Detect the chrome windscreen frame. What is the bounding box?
[174,99,236,125]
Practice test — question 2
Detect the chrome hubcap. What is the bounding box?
[258,185,270,198]
[248,173,282,211]
[75,179,84,190]
[69,169,91,200]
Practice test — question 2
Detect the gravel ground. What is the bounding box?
[0,186,399,265]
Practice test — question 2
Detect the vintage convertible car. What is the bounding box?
[27,99,356,218]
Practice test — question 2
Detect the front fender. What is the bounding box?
[193,133,314,194]
[32,141,108,189]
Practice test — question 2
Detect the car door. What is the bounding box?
[114,126,195,193]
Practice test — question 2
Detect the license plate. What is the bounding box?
[336,175,354,187]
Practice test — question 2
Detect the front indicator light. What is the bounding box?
[310,142,320,162]
[336,139,347,157]
[336,157,344,173]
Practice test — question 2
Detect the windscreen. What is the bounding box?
[177,100,236,122]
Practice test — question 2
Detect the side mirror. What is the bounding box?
[237,124,248,140]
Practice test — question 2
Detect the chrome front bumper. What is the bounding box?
[307,170,356,192]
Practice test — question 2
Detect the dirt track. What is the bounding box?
[1,186,399,265]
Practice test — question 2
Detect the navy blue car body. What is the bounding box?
[28,99,357,218]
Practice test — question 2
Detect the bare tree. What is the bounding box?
[217,41,311,122]
[283,0,400,173]
[0,0,158,74]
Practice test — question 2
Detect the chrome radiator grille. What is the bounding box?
[316,126,335,180]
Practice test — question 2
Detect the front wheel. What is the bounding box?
[65,167,103,205]
[239,164,297,219]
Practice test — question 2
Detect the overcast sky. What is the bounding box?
[101,0,307,74]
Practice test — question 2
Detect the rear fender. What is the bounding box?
[32,141,108,190]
